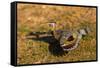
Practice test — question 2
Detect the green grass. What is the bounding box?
[17,4,97,65]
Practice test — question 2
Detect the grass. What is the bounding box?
[17,4,97,65]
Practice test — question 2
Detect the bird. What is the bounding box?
[27,22,90,52]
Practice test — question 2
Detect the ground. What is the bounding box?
[17,3,97,65]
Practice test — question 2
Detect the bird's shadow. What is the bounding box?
[26,35,68,56]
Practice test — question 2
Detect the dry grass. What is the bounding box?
[17,3,97,65]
